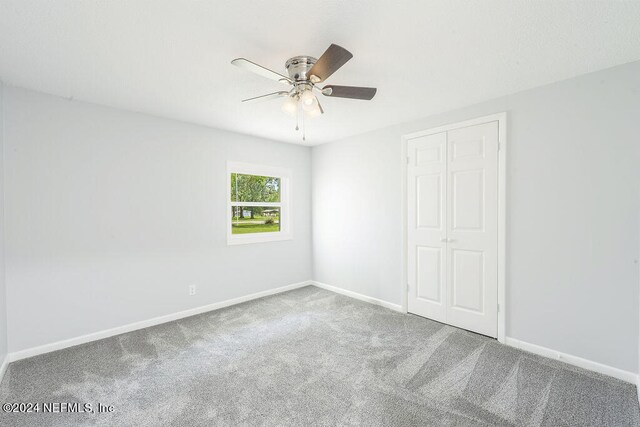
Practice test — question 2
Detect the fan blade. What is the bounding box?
[308,44,353,83]
[242,91,289,103]
[321,85,377,100]
[231,58,292,85]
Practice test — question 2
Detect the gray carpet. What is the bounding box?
[0,286,638,426]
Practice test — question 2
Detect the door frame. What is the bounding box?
[401,112,507,343]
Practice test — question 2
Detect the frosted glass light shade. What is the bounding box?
[281,96,298,116]
[306,104,322,117]
[300,91,318,112]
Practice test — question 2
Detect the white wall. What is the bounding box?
[3,87,312,353]
[312,61,640,373]
[0,83,7,365]
[2,63,639,378]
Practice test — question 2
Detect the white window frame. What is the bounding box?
[227,161,292,245]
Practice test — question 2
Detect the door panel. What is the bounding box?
[407,132,447,323]
[417,174,442,229]
[408,121,498,338]
[446,121,498,337]
[452,169,485,231]
[416,145,442,165]
[451,135,485,160]
[416,246,443,302]
[451,249,484,312]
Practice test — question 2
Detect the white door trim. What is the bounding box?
[401,112,507,343]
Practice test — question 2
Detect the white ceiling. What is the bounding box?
[1,1,640,145]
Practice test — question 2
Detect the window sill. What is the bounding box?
[227,232,292,246]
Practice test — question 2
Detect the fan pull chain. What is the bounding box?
[302,110,306,141]
[295,103,299,131]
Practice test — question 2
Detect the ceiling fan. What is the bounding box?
[232,44,377,141]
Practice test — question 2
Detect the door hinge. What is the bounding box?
[406,156,411,164]
[407,283,410,291]
[497,141,501,151]
[497,303,500,313]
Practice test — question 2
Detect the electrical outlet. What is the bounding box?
[189,284,196,296]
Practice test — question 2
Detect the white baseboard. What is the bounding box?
[311,281,404,313]
[5,280,637,389]
[0,353,8,385]
[505,337,637,384]
[7,280,312,364]
[310,282,637,385]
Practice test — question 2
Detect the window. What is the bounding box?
[227,162,291,245]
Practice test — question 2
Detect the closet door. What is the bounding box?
[445,121,498,337]
[407,132,447,323]
[407,120,499,339]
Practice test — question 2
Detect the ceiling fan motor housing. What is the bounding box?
[285,56,317,82]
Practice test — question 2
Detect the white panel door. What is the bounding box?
[407,121,498,338]
[407,132,447,323]
[446,121,498,337]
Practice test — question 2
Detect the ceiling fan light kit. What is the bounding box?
[232,44,377,141]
